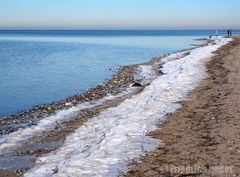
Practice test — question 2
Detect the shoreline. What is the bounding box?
[0,37,221,177]
[0,39,206,136]
[0,64,139,135]
[126,37,240,177]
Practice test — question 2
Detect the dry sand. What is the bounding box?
[126,37,240,177]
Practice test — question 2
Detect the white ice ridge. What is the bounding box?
[23,37,231,177]
[0,86,138,155]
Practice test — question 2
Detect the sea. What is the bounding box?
[0,30,239,117]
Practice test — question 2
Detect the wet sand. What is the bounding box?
[126,37,240,177]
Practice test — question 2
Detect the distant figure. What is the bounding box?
[227,30,230,36]
[215,30,218,37]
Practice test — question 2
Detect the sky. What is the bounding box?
[0,0,239,30]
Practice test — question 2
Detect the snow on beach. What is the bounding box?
[0,85,142,155]
[1,37,231,176]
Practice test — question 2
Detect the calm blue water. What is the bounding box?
[0,30,239,116]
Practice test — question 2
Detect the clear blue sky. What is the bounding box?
[0,0,239,29]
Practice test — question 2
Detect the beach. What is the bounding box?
[126,36,240,177]
[0,36,237,177]
[0,0,239,176]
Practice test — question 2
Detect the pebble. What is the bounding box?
[65,102,72,107]
[132,82,142,87]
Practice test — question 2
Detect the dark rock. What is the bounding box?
[158,70,164,75]
[132,82,142,87]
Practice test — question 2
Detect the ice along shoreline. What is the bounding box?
[0,38,208,176]
[0,38,207,136]
[0,37,231,176]
[23,37,231,177]
[0,38,198,177]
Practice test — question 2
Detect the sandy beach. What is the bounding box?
[126,36,240,177]
[0,0,239,176]
[0,36,238,177]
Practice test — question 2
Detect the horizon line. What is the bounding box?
[0,28,239,31]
